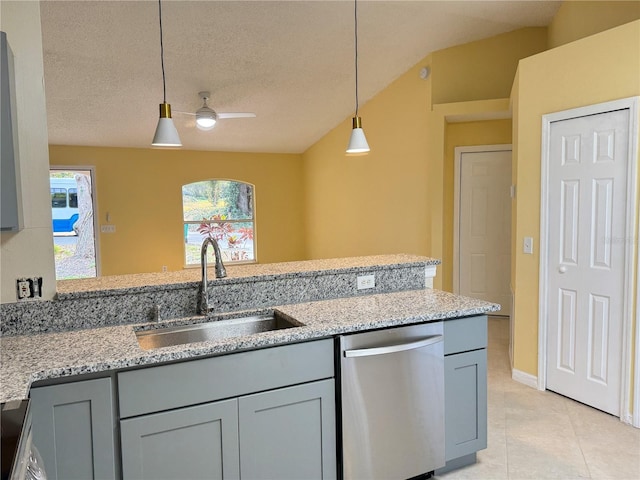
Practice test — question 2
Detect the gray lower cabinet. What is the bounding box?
[117,339,336,480]
[119,380,335,480]
[120,398,240,480]
[239,379,336,480]
[29,377,117,480]
[437,315,488,474]
[443,348,487,460]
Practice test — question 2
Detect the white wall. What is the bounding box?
[0,1,55,303]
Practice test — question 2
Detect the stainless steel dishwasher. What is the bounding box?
[339,322,445,480]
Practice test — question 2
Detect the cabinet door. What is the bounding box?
[120,399,239,480]
[239,379,336,480]
[30,377,117,480]
[443,349,487,461]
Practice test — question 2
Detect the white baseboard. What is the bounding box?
[512,369,539,389]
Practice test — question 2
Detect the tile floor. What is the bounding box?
[435,317,640,480]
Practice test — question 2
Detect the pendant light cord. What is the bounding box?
[158,0,167,104]
[354,0,359,117]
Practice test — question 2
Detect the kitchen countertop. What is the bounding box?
[55,254,439,299]
[0,288,498,403]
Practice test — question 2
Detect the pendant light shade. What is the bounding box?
[346,116,370,154]
[151,0,181,147]
[152,103,182,146]
[346,0,370,155]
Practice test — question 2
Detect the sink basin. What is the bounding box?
[135,314,298,351]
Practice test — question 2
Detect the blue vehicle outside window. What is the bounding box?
[51,178,79,233]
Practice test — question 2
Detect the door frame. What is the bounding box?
[538,97,639,426]
[453,144,512,296]
[50,165,101,278]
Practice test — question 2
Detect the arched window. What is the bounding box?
[182,179,256,265]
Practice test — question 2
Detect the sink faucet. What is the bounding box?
[198,237,227,315]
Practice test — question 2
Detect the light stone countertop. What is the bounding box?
[0,288,498,403]
[55,254,439,298]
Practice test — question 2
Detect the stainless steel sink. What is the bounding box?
[135,314,298,351]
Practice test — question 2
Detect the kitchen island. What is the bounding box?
[0,255,498,479]
[1,288,495,403]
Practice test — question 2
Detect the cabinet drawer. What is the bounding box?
[118,339,334,418]
[443,316,487,355]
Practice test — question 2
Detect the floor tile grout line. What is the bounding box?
[565,395,594,480]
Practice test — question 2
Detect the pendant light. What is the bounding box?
[151,0,181,147]
[346,0,370,154]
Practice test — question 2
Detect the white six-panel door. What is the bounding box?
[545,109,630,416]
[457,148,512,316]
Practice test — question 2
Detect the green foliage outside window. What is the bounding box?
[182,180,256,265]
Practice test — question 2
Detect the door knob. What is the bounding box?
[558,265,567,273]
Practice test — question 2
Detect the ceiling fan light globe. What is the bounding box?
[196,117,216,130]
[196,106,217,130]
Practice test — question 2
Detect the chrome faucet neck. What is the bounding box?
[198,237,227,315]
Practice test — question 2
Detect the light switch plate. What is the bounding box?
[523,237,533,254]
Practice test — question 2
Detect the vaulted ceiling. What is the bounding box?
[40,0,561,153]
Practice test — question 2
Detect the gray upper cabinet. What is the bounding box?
[30,377,117,480]
[120,398,240,480]
[0,31,22,232]
[239,379,336,480]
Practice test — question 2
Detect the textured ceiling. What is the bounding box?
[40,0,560,153]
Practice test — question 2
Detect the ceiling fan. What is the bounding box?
[178,91,256,131]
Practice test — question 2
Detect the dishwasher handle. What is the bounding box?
[343,334,444,358]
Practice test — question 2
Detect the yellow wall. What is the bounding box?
[303,60,432,259]
[512,20,640,375]
[431,28,547,105]
[442,119,512,292]
[47,28,544,280]
[303,27,547,271]
[548,0,640,48]
[49,146,305,276]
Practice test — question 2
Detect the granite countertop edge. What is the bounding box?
[0,288,498,403]
[54,255,441,300]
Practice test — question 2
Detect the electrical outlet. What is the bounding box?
[357,274,375,290]
[101,225,116,233]
[162,266,168,273]
[16,277,42,301]
[16,279,31,299]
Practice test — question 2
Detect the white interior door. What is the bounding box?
[457,148,512,315]
[545,109,630,416]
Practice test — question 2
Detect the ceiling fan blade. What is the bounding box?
[173,110,196,116]
[217,113,257,119]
